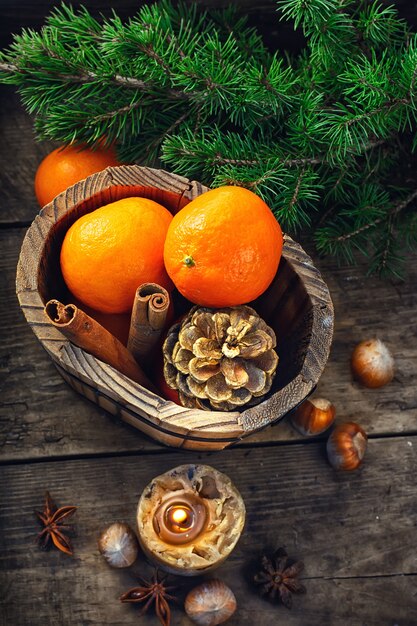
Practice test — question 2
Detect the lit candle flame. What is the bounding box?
[153,496,207,545]
[171,507,188,525]
[167,505,193,531]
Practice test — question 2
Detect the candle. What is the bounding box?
[152,494,207,545]
[137,464,246,576]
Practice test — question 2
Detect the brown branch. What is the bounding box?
[334,187,417,243]
[141,44,171,74]
[0,60,146,88]
[112,74,149,89]
[213,138,387,169]
[144,111,191,156]
[245,169,280,191]
[0,60,193,100]
[164,111,190,136]
[285,155,323,166]
[410,61,417,96]
[357,77,389,100]
[210,154,321,168]
[214,156,259,166]
[0,61,20,74]
[379,218,394,272]
[193,105,203,134]
[345,98,409,127]
[90,100,142,122]
[334,219,378,243]
[390,187,417,216]
[316,170,348,227]
[287,165,306,212]
[260,72,290,104]
[166,33,186,60]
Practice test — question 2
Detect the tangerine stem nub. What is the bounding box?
[183,255,195,267]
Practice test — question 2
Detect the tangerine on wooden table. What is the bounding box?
[34,143,121,207]
[60,197,173,314]
[163,186,283,307]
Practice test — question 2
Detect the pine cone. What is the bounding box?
[163,305,279,411]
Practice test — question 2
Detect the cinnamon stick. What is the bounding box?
[127,283,170,363]
[45,299,157,392]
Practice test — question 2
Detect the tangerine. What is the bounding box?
[35,143,121,207]
[163,186,283,307]
[60,197,173,314]
[70,295,132,346]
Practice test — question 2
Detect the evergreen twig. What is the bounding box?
[1,0,417,275]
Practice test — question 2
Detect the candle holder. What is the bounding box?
[137,464,245,576]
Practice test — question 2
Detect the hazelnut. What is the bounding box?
[185,579,237,626]
[326,422,368,471]
[98,522,139,568]
[351,338,394,388]
[290,397,336,436]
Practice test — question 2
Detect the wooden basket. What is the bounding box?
[16,165,334,450]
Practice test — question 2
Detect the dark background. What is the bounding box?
[0,0,300,52]
[2,0,417,50]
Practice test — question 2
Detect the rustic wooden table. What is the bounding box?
[1,9,417,622]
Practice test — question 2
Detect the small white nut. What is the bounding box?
[98,522,139,568]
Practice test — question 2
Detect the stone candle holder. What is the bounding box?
[137,464,246,576]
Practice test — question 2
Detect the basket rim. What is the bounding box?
[16,164,334,444]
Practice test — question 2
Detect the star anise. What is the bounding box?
[35,491,77,556]
[120,570,176,626]
[254,547,306,609]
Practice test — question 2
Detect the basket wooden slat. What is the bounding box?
[16,164,334,450]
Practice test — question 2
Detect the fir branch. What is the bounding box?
[277,0,342,30]
[89,100,143,123]
[289,165,306,208]
[1,0,417,275]
[316,187,417,262]
[390,188,417,219]
[0,59,196,99]
[356,1,407,48]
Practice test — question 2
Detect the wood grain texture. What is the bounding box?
[0,86,55,224]
[15,164,333,449]
[1,437,416,625]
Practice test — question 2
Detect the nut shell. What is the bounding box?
[351,338,394,388]
[290,398,336,436]
[185,579,237,625]
[98,522,139,568]
[326,422,368,471]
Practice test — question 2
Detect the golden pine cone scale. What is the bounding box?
[162,305,279,412]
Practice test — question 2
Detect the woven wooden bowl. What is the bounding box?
[16,165,334,450]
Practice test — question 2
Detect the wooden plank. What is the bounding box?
[1,571,415,626]
[1,227,417,460]
[314,250,417,436]
[0,437,416,625]
[0,86,55,224]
